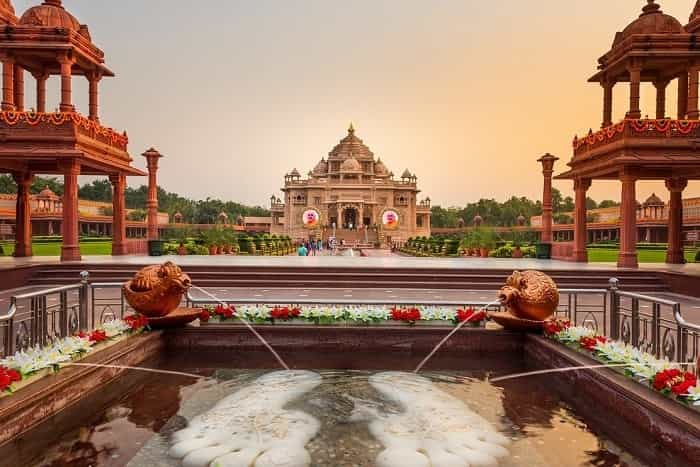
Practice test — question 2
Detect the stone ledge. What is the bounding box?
[0,331,164,446]
[525,335,700,467]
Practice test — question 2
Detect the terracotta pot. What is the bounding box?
[208,246,217,255]
[512,247,523,259]
[217,246,224,255]
[223,245,231,254]
[480,248,490,257]
[177,246,187,256]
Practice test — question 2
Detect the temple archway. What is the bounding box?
[343,208,358,229]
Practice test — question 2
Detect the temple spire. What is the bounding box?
[641,0,661,16]
[692,1,700,20]
[348,122,355,134]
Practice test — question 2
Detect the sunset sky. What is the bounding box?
[12,0,700,207]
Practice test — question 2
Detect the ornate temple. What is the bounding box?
[270,125,431,244]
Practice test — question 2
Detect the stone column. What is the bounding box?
[1,55,14,111]
[618,173,639,268]
[626,65,642,119]
[87,72,101,122]
[678,73,689,119]
[142,148,162,240]
[58,53,75,112]
[110,174,127,255]
[688,65,700,120]
[654,80,668,119]
[32,72,48,113]
[60,160,81,261]
[602,81,614,127]
[665,178,687,264]
[537,153,559,243]
[13,66,23,112]
[573,178,591,262]
[13,171,33,257]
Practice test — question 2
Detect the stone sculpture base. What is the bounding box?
[488,311,545,332]
[147,308,202,329]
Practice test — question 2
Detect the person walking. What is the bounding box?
[297,243,308,256]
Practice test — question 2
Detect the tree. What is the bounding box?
[598,200,619,208]
[586,197,598,210]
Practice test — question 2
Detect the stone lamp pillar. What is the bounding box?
[142,148,162,241]
[537,153,559,244]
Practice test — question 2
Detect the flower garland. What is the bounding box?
[572,119,700,151]
[0,111,129,150]
[544,319,699,408]
[199,304,489,327]
[0,315,149,395]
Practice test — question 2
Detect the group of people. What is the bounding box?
[297,239,325,256]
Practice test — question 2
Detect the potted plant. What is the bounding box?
[469,230,482,256]
[479,228,496,257]
[174,228,190,255]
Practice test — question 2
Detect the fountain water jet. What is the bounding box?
[414,300,500,373]
[191,285,290,371]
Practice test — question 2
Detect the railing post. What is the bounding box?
[609,278,620,340]
[59,290,68,338]
[79,271,90,332]
[631,297,640,348]
[675,303,687,363]
[5,297,16,357]
[652,302,661,359]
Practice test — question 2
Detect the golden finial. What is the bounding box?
[348,122,355,134]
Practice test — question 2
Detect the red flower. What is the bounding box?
[390,306,421,323]
[199,309,210,322]
[124,314,149,331]
[214,304,236,319]
[456,308,486,324]
[291,307,301,318]
[270,306,295,321]
[543,318,572,336]
[0,366,20,391]
[652,368,697,395]
[89,329,107,343]
[579,335,608,351]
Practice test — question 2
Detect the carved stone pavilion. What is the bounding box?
[270,125,432,244]
[555,0,700,267]
[0,0,149,261]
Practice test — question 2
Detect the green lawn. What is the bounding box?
[0,241,114,256]
[587,248,698,263]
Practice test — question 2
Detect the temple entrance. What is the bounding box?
[343,208,358,229]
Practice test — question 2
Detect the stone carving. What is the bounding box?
[169,370,321,467]
[365,372,510,467]
[122,261,191,318]
[498,270,559,321]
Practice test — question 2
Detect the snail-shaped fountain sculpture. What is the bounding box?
[490,270,560,331]
[123,261,200,327]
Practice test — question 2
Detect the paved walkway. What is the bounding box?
[0,253,699,274]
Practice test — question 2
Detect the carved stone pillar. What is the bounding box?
[665,178,687,264]
[688,65,700,120]
[653,80,668,119]
[13,171,33,257]
[678,73,689,119]
[60,160,81,261]
[142,148,162,240]
[58,53,75,112]
[602,81,614,127]
[110,174,127,255]
[573,178,591,262]
[618,173,639,268]
[87,72,101,122]
[31,72,48,113]
[538,153,559,244]
[13,65,23,111]
[1,55,14,111]
[626,65,642,119]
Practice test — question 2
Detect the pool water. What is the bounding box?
[18,352,642,467]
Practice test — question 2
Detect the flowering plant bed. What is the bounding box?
[0,315,149,397]
[544,318,699,410]
[198,304,489,327]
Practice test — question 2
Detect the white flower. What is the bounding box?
[101,319,130,338]
[685,384,700,406]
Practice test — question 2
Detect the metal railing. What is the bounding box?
[0,273,697,365]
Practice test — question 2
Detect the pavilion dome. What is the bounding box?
[289,168,301,178]
[313,158,328,175]
[19,1,88,37]
[328,124,375,161]
[612,1,684,47]
[37,186,59,200]
[340,157,362,172]
[401,169,413,179]
[473,214,483,225]
[374,158,389,175]
[517,214,526,225]
[643,193,665,206]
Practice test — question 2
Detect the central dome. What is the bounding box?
[328,124,375,160]
[613,1,684,47]
[19,0,84,33]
